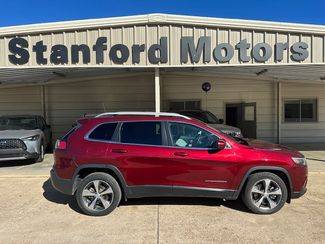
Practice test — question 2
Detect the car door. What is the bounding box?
[108,121,174,188]
[165,122,237,191]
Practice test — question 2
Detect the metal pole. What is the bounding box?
[277,81,282,144]
[40,85,46,121]
[155,68,160,113]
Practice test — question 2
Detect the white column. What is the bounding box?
[277,81,282,144]
[155,68,160,113]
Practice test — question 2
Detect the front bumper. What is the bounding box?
[292,179,307,199]
[50,168,74,195]
[0,149,38,161]
[0,138,41,161]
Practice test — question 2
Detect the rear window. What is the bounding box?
[120,121,162,146]
[88,123,118,141]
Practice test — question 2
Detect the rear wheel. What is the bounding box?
[76,173,121,216]
[242,172,287,214]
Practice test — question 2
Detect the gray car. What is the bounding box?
[176,110,242,138]
[0,115,52,162]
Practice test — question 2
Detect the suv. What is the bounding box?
[174,110,242,138]
[51,112,307,216]
[0,115,52,162]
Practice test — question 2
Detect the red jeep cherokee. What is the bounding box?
[50,112,307,216]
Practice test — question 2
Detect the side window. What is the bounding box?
[120,122,162,146]
[88,123,118,141]
[168,122,218,149]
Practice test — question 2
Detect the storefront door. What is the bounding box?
[226,102,257,138]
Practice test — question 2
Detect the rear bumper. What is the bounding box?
[50,168,74,195]
[292,187,307,199]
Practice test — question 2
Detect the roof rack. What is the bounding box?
[95,111,191,119]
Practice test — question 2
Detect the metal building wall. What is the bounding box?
[1,20,325,67]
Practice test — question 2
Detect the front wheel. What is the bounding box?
[242,172,288,214]
[76,173,122,216]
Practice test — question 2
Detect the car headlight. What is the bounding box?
[292,157,307,166]
[23,135,40,141]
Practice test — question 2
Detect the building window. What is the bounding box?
[169,100,201,111]
[284,99,317,122]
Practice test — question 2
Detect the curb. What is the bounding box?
[0,175,49,178]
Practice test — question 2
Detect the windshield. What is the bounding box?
[184,111,219,124]
[0,117,37,130]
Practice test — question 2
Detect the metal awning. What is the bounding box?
[0,64,325,87]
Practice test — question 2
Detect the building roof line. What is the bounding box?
[1,13,325,36]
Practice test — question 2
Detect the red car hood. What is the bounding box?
[245,139,304,157]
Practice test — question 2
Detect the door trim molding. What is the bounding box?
[126,185,237,199]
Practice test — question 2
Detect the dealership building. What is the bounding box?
[0,13,325,144]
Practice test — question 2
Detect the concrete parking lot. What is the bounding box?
[0,151,324,244]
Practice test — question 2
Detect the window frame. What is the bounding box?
[283,98,318,123]
[169,100,202,111]
[165,121,220,150]
[116,120,168,147]
[84,122,119,143]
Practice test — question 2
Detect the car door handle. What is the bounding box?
[174,152,188,157]
[111,149,128,154]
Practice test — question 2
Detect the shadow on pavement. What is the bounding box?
[306,158,325,163]
[122,197,250,213]
[42,178,83,214]
[0,159,36,168]
[42,178,250,215]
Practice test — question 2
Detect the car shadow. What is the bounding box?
[122,197,250,213]
[42,178,250,215]
[0,159,36,168]
[42,178,83,214]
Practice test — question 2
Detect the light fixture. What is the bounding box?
[52,71,66,77]
[256,69,268,76]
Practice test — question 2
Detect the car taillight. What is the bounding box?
[55,140,67,150]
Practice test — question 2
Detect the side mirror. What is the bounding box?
[218,118,224,124]
[211,138,227,150]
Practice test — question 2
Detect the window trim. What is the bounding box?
[84,122,119,143]
[283,98,318,123]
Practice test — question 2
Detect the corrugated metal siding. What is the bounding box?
[1,73,325,143]
[0,75,155,141]
[1,24,325,67]
[162,75,277,142]
[0,86,42,115]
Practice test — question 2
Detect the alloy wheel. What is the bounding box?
[250,178,282,210]
[81,180,114,212]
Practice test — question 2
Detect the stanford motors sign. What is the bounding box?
[7,36,309,66]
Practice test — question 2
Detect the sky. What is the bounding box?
[0,0,325,27]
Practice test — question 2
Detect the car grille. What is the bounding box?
[0,139,27,150]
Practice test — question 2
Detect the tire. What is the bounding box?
[36,144,45,162]
[76,173,122,216]
[242,172,288,214]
